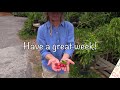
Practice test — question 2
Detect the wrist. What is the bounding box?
[61,56,69,60]
[61,58,68,60]
[62,53,70,59]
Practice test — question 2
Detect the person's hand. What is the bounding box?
[47,58,61,72]
[60,58,75,72]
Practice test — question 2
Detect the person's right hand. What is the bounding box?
[47,58,61,72]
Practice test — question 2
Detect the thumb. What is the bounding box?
[47,60,52,66]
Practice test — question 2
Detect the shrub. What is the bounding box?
[19,12,46,39]
[12,12,30,17]
[95,18,120,64]
[77,12,111,29]
[74,28,100,71]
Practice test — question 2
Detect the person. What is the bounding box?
[36,12,75,78]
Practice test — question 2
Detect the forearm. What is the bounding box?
[61,53,70,59]
[45,54,56,60]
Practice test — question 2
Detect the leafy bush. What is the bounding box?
[95,18,120,64]
[19,12,46,39]
[64,12,83,27]
[78,12,111,29]
[65,12,82,22]
[69,61,101,78]
[74,28,100,70]
[73,17,120,70]
[12,12,30,17]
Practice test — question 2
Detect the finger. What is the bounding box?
[66,65,69,72]
[47,60,52,65]
[53,68,61,72]
[61,67,64,71]
[67,59,75,65]
[56,60,60,63]
[47,61,51,66]
[63,66,67,72]
[52,68,58,72]
[52,65,58,72]
[61,66,66,71]
[57,68,61,72]
[52,64,61,72]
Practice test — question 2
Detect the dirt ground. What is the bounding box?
[26,39,43,78]
[0,12,12,16]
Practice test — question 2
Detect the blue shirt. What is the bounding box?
[36,20,75,74]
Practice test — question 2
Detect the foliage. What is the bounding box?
[74,28,100,70]
[108,17,120,53]
[109,12,120,17]
[69,61,101,78]
[74,17,120,69]
[73,15,120,70]
[19,12,46,39]
[65,12,82,22]
[12,12,30,17]
[77,12,111,29]
[94,18,120,64]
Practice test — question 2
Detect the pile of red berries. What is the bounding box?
[54,60,67,69]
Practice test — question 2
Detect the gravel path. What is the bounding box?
[0,15,32,78]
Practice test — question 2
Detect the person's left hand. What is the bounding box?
[60,58,75,72]
[47,58,61,72]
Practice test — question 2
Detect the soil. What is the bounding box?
[26,39,43,78]
[0,12,12,16]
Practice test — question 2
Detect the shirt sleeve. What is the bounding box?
[36,26,51,58]
[64,23,75,58]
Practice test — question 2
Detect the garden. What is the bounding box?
[12,12,120,78]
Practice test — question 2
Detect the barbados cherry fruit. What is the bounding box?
[55,63,61,69]
[60,63,66,67]
[60,60,67,67]
[54,60,67,69]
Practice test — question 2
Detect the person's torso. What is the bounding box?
[40,21,72,73]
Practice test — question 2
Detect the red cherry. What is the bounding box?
[54,62,67,70]
[60,63,66,67]
[63,65,66,67]
[55,66,61,69]
[54,63,61,69]
[60,64,64,67]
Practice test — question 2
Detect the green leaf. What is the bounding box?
[61,60,67,65]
